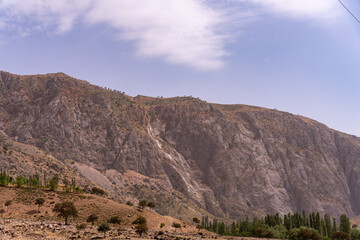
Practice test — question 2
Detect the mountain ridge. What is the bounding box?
[1,70,360,221]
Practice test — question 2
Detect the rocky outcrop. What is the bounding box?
[1,71,360,220]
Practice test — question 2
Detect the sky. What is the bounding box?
[0,0,359,136]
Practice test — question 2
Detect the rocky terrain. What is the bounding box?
[1,71,360,220]
[0,187,200,239]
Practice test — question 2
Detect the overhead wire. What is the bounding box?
[338,0,360,24]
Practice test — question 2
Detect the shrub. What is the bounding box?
[147,201,155,208]
[160,223,165,228]
[332,231,351,240]
[172,222,181,229]
[76,223,87,231]
[138,200,147,208]
[91,187,105,196]
[126,201,133,206]
[108,216,122,224]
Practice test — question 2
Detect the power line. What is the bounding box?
[338,0,360,24]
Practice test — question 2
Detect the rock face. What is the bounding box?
[1,71,360,219]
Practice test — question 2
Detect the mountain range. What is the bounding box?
[1,71,360,221]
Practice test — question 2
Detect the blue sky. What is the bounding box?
[0,0,359,136]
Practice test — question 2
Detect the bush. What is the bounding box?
[147,202,155,208]
[138,200,147,208]
[254,227,275,238]
[108,216,122,224]
[332,231,351,240]
[76,223,87,231]
[158,231,164,235]
[289,227,321,240]
[126,201,133,206]
[160,223,165,228]
[91,187,105,196]
[172,222,181,229]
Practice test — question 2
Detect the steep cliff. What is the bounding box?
[1,71,359,220]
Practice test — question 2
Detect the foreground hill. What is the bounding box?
[1,71,360,220]
[0,187,199,239]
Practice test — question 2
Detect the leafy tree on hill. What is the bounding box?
[98,222,111,238]
[135,223,148,237]
[53,201,78,225]
[87,214,99,225]
[35,198,45,213]
[132,216,147,225]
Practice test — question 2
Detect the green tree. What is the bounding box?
[98,222,111,238]
[35,198,45,213]
[16,175,27,188]
[133,216,147,225]
[49,174,59,191]
[53,201,78,225]
[135,223,148,237]
[340,214,350,234]
[86,214,99,225]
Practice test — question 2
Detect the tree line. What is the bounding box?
[0,168,82,192]
[201,211,359,240]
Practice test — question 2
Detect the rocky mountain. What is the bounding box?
[1,71,360,220]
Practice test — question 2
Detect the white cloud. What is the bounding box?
[0,0,346,70]
[242,0,342,23]
[85,0,228,70]
[0,0,228,70]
